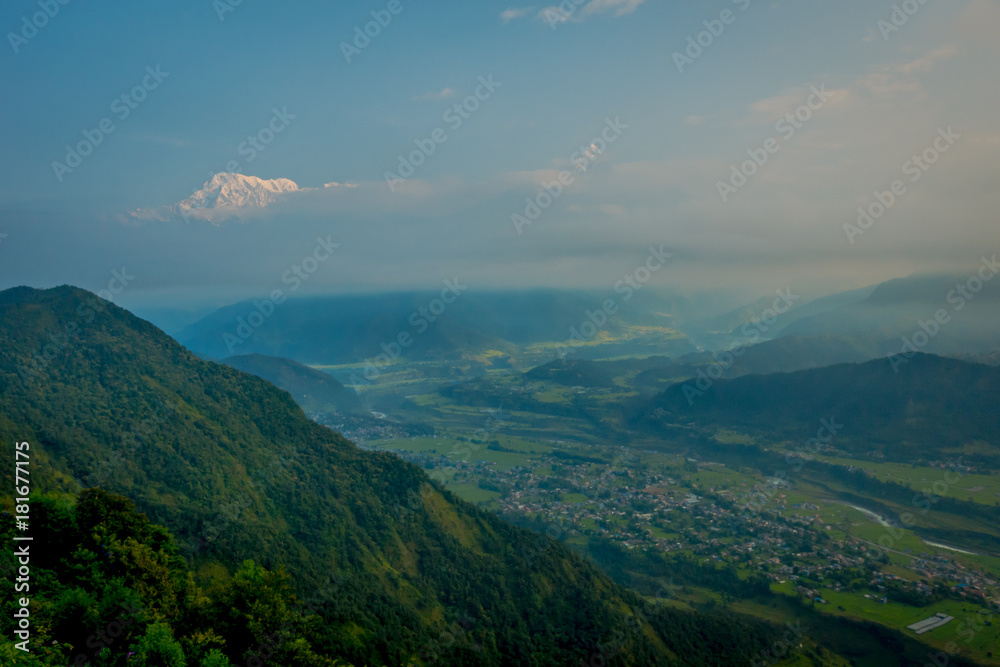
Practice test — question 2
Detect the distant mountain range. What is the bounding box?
[638,353,1000,467]
[682,286,876,348]
[957,350,1000,366]
[169,269,1000,381]
[773,271,1000,355]
[667,270,1000,378]
[176,289,697,365]
[656,334,889,381]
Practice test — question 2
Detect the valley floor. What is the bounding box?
[325,359,1000,666]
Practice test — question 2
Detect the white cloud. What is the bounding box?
[842,46,959,104]
[741,44,957,130]
[582,0,646,17]
[413,87,458,101]
[745,85,851,125]
[536,0,646,25]
[537,6,571,25]
[500,7,533,24]
[898,45,958,74]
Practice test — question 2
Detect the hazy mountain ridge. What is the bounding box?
[640,353,1000,467]
[177,289,697,365]
[683,285,875,343]
[709,334,889,377]
[773,271,1000,355]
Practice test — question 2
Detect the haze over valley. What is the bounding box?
[2,1,999,665]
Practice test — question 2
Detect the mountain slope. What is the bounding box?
[0,286,784,666]
[221,353,363,415]
[710,334,888,376]
[640,354,1000,466]
[634,335,888,390]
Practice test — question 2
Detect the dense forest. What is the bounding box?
[2,489,338,666]
[1,286,804,665]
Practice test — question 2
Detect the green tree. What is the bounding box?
[129,622,187,667]
[200,649,233,667]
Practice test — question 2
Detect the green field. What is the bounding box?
[806,455,1000,506]
[769,581,1000,662]
[446,483,502,505]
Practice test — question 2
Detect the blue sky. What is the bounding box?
[1,0,997,308]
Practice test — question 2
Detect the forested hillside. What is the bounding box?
[1,286,795,666]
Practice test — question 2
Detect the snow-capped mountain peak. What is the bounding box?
[185,172,300,210]
[130,173,303,223]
